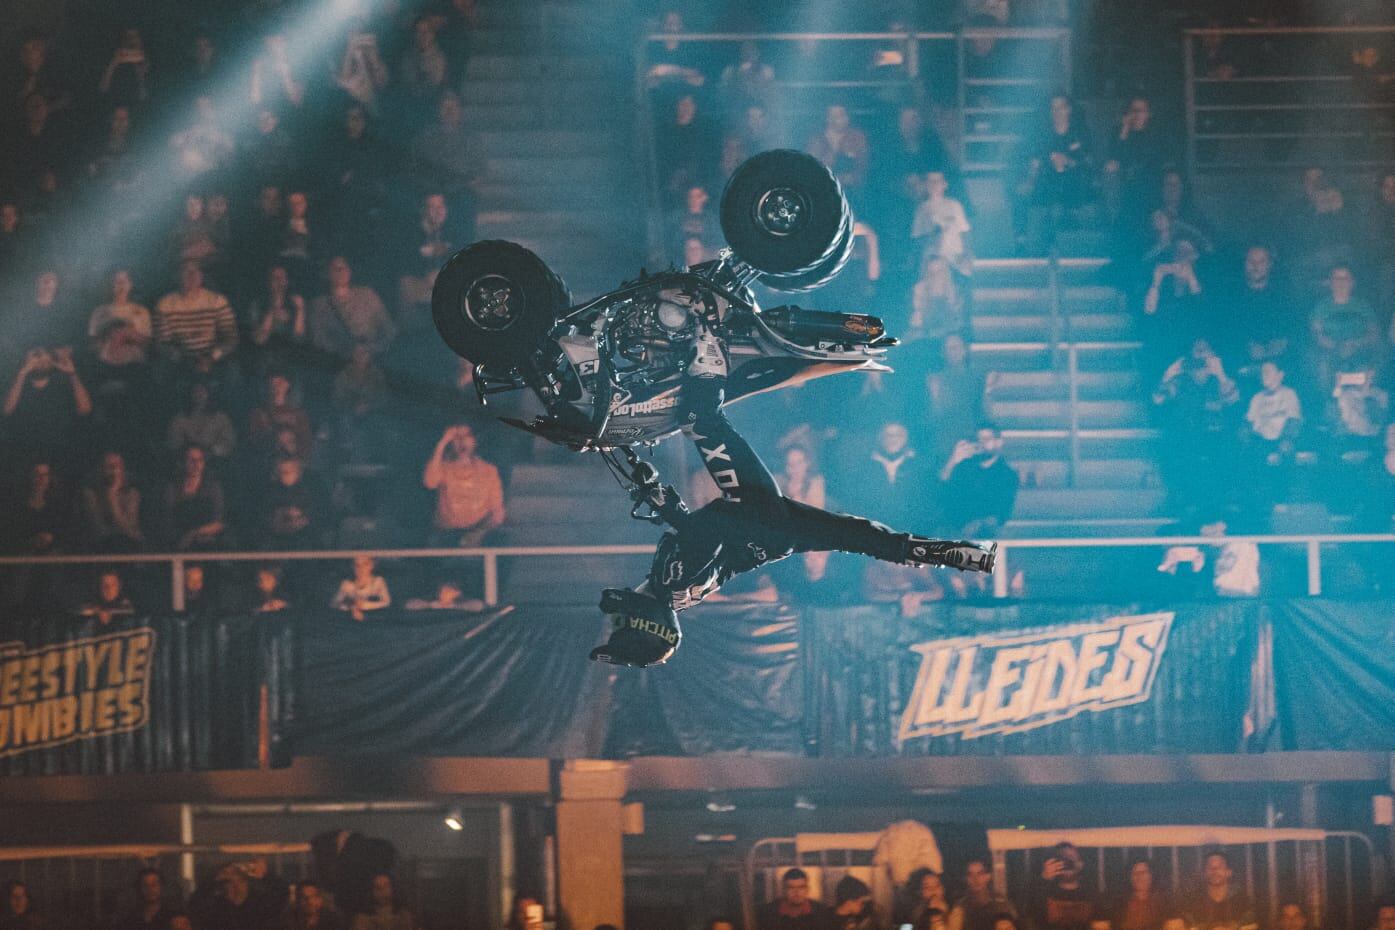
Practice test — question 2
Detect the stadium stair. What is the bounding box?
[464,0,645,299]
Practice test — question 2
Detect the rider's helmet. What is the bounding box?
[590,588,682,667]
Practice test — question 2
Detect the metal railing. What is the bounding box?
[3,534,1393,608]
[1183,25,1395,172]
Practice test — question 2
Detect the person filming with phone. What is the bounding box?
[1028,843,1100,930]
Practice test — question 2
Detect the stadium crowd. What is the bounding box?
[0,0,1393,616]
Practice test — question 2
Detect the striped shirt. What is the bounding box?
[155,288,238,358]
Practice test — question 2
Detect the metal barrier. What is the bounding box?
[2,533,1392,607]
[1183,25,1395,172]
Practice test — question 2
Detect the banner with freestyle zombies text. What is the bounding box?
[0,614,292,775]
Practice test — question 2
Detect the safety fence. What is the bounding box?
[1183,25,1395,172]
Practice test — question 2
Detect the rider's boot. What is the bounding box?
[901,537,997,574]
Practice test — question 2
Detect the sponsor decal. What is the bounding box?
[627,617,679,645]
[611,388,680,418]
[898,612,1173,742]
[0,629,156,757]
[842,316,881,336]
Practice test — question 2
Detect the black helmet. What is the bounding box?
[589,588,682,667]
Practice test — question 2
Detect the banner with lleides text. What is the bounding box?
[0,614,292,775]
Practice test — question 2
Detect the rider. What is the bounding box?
[590,318,996,668]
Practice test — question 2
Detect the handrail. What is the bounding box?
[1183,25,1395,36]
[642,29,1072,42]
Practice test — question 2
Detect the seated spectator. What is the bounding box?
[348,874,412,930]
[1290,168,1355,290]
[423,424,505,546]
[161,445,228,550]
[171,194,218,266]
[259,456,330,549]
[332,555,391,620]
[776,444,828,583]
[398,17,450,117]
[2,880,45,930]
[1310,264,1381,390]
[1153,168,1214,255]
[909,170,973,341]
[247,265,308,372]
[405,579,485,612]
[251,564,290,613]
[249,32,304,113]
[5,461,68,554]
[1151,339,1240,512]
[334,20,389,114]
[78,568,135,624]
[718,41,774,114]
[310,256,395,359]
[11,268,83,358]
[166,382,237,461]
[2,346,92,470]
[667,185,720,263]
[274,190,318,292]
[1028,843,1099,930]
[1142,237,1208,364]
[410,91,481,226]
[169,95,234,180]
[1241,361,1302,512]
[398,192,466,326]
[644,11,706,93]
[805,104,869,201]
[1368,172,1395,323]
[89,269,152,368]
[191,862,287,930]
[1015,95,1094,252]
[80,451,143,551]
[833,875,878,930]
[841,421,925,529]
[939,426,1018,539]
[249,371,314,464]
[1372,896,1395,930]
[1181,851,1257,930]
[115,868,177,930]
[656,93,718,203]
[755,867,835,930]
[181,564,215,617]
[949,857,1017,930]
[283,880,344,930]
[1222,246,1293,380]
[1276,901,1308,930]
[1103,96,1169,225]
[155,260,238,372]
[918,335,987,466]
[1325,366,1388,463]
[1110,858,1169,930]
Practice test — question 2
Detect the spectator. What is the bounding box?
[644,11,706,93]
[333,345,390,461]
[1367,172,1395,323]
[1325,366,1388,463]
[706,920,737,930]
[90,269,153,368]
[718,41,774,114]
[949,858,1017,930]
[169,95,234,180]
[398,192,466,329]
[171,194,219,266]
[668,185,721,262]
[1,880,45,930]
[78,568,135,624]
[348,874,412,930]
[249,371,314,465]
[5,269,85,364]
[161,445,228,550]
[247,265,308,370]
[335,21,389,114]
[1223,246,1293,378]
[87,105,142,198]
[1182,852,1257,930]
[398,17,450,114]
[1276,902,1308,930]
[939,426,1018,539]
[919,335,987,466]
[80,451,143,551]
[756,867,837,930]
[657,93,718,203]
[1111,859,1169,930]
[770,444,829,585]
[1244,361,1302,465]
[155,260,238,371]
[1103,97,1169,224]
[405,579,485,612]
[1142,237,1208,364]
[5,461,68,554]
[249,33,304,112]
[1291,168,1355,290]
[116,869,177,930]
[7,33,70,115]
[1153,168,1213,255]
[842,421,925,530]
[1016,95,1094,252]
[410,91,481,220]
[1310,264,1381,390]
[192,862,287,930]
[1151,339,1239,511]
[1373,896,1395,930]
[898,869,949,927]
[332,555,391,620]
[833,875,878,930]
[323,104,388,260]
[259,456,329,549]
[251,564,290,613]
[1028,842,1099,930]
[167,382,237,461]
[909,171,973,343]
[273,190,318,292]
[283,880,344,930]
[805,104,869,199]
[3,346,92,469]
[423,424,505,546]
[309,256,395,359]
[181,563,214,617]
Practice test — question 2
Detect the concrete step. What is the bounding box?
[476,208,623,239]
[1010,457,1157,489]
[1002,517,1175,539]
[972,285,1122,314]
[484,155,615,186]
[506,493,632,525]
[460,102,629,129]
[475,180,627,212]
[500,553,653,601]
[500,519,656,546]
[467,55,629,81]
[971,258,1109,288]
[472,129,617,157]
[1001,429,1159,459]
[971,312,1134,342]
[468,79,612,106]
[971,343,1142,372]
[986,369,1142,400]
[1014,487,1168,520]
[987,399,1149,430]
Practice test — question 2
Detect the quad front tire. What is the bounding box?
[432,240,571,369]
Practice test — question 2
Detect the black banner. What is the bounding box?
[293,607,613,758]
[1272,600,1395,750]
[0,614,290,775]
[802,602,1257,757]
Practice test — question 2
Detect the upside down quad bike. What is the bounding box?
[431,150,897,455]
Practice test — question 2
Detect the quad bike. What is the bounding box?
[431,149,895,452]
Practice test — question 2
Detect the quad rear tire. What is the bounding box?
[719,149,852,280]
[432,240,571,369]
